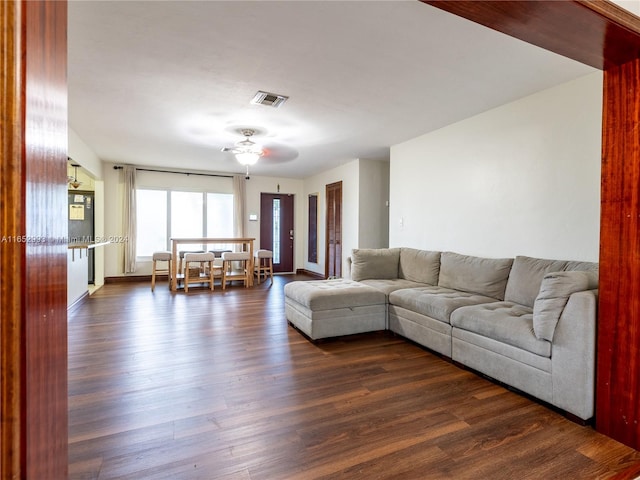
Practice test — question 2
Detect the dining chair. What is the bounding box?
[221,251,251,289]
[151,251,172,291]
[183,252,215,292]
[178,249,205,275]
[254,249,274,285]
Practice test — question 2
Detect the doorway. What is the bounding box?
[325,181,342,278]
[260,193,294,273]
[68,191,95,283]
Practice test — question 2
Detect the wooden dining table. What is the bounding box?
[170,237,255,291]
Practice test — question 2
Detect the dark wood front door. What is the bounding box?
[325,181,342,278]
[260,193,294,273]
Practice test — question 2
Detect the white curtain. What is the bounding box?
[123,166,137,273]
[233,174,246,239]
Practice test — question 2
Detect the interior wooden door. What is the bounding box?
[260,193,294,273]
[325,181,342,278]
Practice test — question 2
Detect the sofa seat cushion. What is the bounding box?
[450,302,551,357]
[360,278,431,298]
[283,279,386,311]
[389,286,497,324]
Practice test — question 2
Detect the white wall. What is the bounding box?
[611,0,640,15]
[359,159,390,249]
[390,72,602,262]
[303,159,360,276]
[136,169,233,193]
[69,128,102,180]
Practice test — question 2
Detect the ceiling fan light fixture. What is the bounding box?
[68,164,83,189]
[235,151,260,166]
[230,129,263,166]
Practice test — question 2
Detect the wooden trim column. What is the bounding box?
[1,1,68,478]
[1,1,26,476]
[597,57,640,447]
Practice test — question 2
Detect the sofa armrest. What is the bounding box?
[551,289,597,420]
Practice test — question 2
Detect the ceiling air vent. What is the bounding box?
[250,91,289,108]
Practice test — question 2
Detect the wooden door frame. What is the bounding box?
[1,1,69,477]
[325,181,342,279]
[3,1,640,475]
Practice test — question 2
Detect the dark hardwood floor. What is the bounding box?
[68,276,640,479]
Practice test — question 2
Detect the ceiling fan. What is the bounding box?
[221,128,299,177]
[221,129,263,165]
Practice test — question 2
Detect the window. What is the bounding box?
[206,193,234,238]
[136,190,167,257]
[136,189,234,258]
[272,198,281,264]
[171,191,203,239]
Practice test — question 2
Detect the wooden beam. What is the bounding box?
[422,0,640,69]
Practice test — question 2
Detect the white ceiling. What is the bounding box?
[68,0,595,179]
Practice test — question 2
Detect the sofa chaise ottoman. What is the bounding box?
[284,278,386,340]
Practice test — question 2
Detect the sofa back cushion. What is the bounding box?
[438,252,513,300]
[505,256,568,308]
[399,248,440,285]
[564,261,599,289]
[350,248,400,281]
[533,271,591,341]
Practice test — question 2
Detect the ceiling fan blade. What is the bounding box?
[259,142,299,163]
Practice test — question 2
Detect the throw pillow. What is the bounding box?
[504,256,568,308]
[533,271,590,341]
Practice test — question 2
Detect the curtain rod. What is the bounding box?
[113,165,233,179]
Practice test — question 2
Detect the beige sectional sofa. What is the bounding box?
[284,247,598,421]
